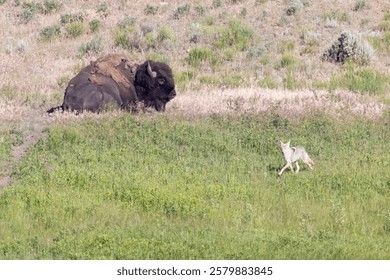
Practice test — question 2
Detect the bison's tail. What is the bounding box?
[47,105,63,114]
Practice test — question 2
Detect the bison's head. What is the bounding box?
[134,60,176,112]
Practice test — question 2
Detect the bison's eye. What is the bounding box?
[158,78,165,85]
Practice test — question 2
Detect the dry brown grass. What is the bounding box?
[168,87,388,120]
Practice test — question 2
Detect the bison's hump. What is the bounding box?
[90,54,137,88]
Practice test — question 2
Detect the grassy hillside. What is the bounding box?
[1,0,390,95]
[0,113,390,259]
[1,0,390,259]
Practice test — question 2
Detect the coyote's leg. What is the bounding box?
[295,162,300,173]
[304,159,314,170]
[279,162,292,175]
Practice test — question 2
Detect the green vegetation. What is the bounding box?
[277,54,296,69]
[318,62,390,96]
[113,28,130,49]
[173,4,190,19]
[353,0,367,12]
[146,26,175,49]
[367,32,390,54]
[187,47,218,69]
[89,19,101,33]
[213,20,254,51]
[112,16,136,49]
[65,22,84,38]
[0,114,389,259]
[212,0,222,9]
[96,2,109,17]
[60,13,85,24]
[378,13,390,31]
[40,25,61,41]
[2,0,390,260]
[79,37,102,55]
[144,5,158,15]
[18,1,62,23]
[286,0,305,16]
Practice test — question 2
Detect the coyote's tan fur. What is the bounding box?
[277,140,314,175]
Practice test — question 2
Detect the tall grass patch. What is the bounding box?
[0,114,389,259]
[321,62,390,96]
[213,20,254,51]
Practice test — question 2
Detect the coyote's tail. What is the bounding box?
[307,156,315,166]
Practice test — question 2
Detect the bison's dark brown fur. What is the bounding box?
[48,54,176,113]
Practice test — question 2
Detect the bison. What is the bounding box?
[48,54,176,113]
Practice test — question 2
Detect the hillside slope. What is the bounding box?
[1,0,389,98]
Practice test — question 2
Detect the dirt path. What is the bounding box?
[0,108,48,192]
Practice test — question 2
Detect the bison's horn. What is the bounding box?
[147,62,157,78]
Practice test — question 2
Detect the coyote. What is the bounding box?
[277,140,314,175]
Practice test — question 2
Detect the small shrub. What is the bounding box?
[213,20,254,51]
[43,0,61,13]
[212,0,222,8]
[240,7,247,18]
[40,25,61,41]
[156,27,175,43]
[113,29,130,49]
[97,2,109,16]
[286,0,304,16]
[187,48,213,68]
[202,16,215,26]
[378,20,390,31]
[117,16,136,30]
[79,37,102,55]
[16,40,28,52]
[145,27,175,49]
[278,54,296,68]
[175,71,195,84]
[247,46,265,59]
[280,40,295,53]
[65,22,84,38]
[19,9,35,23]
[89,19,101,33]
[60,13,84,24]
[145,33,157,49]
[353,0,366,11]
[195,6,208,16]
[322,31,374,65]
[144,5,158,15]
[173,4,190,19]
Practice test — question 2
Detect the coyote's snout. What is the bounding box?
[277,140,314,175]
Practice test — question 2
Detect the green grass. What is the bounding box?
[322,63,390,96]
[0,114,389,259]
[213,20,254,51]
